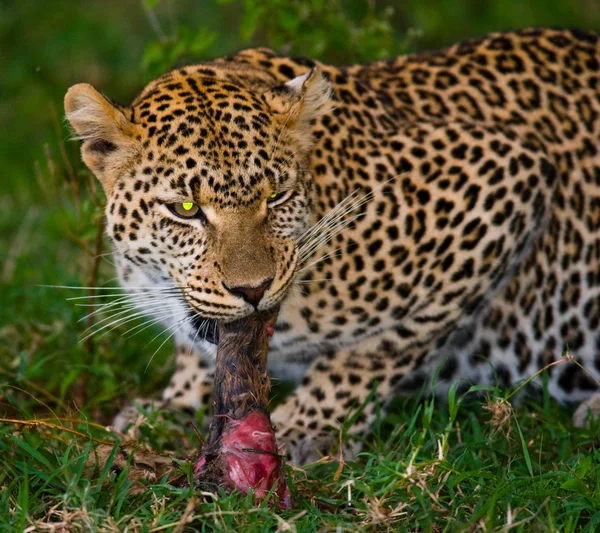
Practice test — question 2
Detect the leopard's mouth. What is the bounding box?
[190,315,219,345]
[189,307,279,345]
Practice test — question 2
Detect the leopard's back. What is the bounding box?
[261,28,600,400]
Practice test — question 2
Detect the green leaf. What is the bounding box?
[240,3,265,42]
[560,477,589,494]
[12,437,53,469]
[278,7,301,32]
[189,27,217,55]
[447,379,458,420]
[465,384,500,395]
[512,412,534,477]
[59,368,80,398]
[575,455,592,479]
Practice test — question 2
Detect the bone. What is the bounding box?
[193,309,290,508]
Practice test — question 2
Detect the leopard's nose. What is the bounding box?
[224,277,273,307]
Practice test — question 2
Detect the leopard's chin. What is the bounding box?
[189,305,281,345]
[190,315,219,345]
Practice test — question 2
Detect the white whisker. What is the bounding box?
[67,289,184,301]
[78,303,182,343]
[144,317,193,372]
[295,189,361,247]
[299,212,365,263]
[77,296,180,325]
[295,278,332,284]
[122,309,186,339]
[75,293,160,314]
[299,248,342,272]
[93,251,119,259]
[294,173,404,273]
[42,284,185,291]
[187,315,206,356]
[78,296,182,327]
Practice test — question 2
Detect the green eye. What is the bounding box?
[170,202,201,218]
[267,190,293,207]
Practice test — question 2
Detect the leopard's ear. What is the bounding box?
[64,83,139,190]
[263,67,333,127]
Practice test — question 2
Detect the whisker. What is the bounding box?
[297,204,360,257]
[299,248,342,272]
[212,320,217,342]
[122,309,186,339]
[187,315,206,356]
[200,317,213,341]
[74,289,183,306]
[144,317,193,372]
[74,295,134,307]
[66,288,186,300]
[299,212,364,263]
[294,278,332,284]
[42,284,187,291]
[295,189,361,246]
[78,294,182,325]
[76,296,139,320]
[294,173,405,271]
[78,303,182,343]
[77,294,180,323]
[93,251,119,259]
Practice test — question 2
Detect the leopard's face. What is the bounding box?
[65,65,332,330]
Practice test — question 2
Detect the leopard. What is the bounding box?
[65,27,600,465]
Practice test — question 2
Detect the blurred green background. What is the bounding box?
[0,0,599,411]
[3,0,600,201]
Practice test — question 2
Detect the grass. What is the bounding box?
[1,144,600,532]
[2,368,600,531]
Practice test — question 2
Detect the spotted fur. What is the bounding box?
[66,28,600,464]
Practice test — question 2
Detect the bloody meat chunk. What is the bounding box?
[194,310,290,508]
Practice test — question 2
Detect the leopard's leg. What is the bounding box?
[271,335,414,465]
[573,394,600,428]
[161,343,215,412]
[112,342,215,432]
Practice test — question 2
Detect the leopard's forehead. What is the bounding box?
[129,70,295,207]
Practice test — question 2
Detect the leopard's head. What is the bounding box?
[65,64,332,333]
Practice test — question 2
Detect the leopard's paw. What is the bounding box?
[275,425,337,465]
[274,423,363,466]
[112,397,212,439]
[573,393,600,428]
[112,398,164,435]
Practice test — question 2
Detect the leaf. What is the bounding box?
[144,0,162,8]
[92,442,120,496]
[240,3,265,42]
[59,368,80,398]
[512,412,534,477]
[189,28,217,56]
[142,40,167,71]
[278,7,301,32]
[12,437,53,469]
[447,380,458,421]
[403,404,422,438]
[465,384,500,395]
[575,455,592,479]
[560,477,589,494]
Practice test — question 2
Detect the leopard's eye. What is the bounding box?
[267,190,293,207]
[169,202,201,218]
